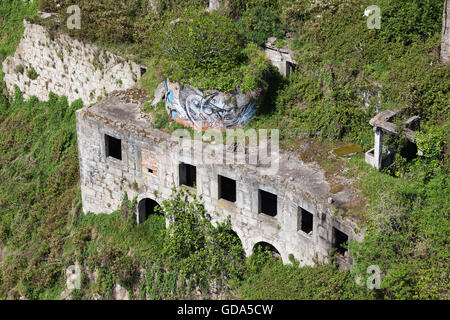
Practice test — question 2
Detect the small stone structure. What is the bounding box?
[207,0,227,12]
[264,38,297,77]
[365,110,420,170]
[2,20,144,105]
[442,0,449,63]
[76,94,363,269]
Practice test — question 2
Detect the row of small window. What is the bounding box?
[179,162,314,235]
[105,135,315,236]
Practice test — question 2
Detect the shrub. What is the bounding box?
[226,0,283,17]
[160,188,246,284]
[26,67,39,80]
[239,259,375,300]
[350,169,450,299]
[237,7,284,46]
[239,43,275,94]
[280,0,311,31]
[158,10,244,91]
[379,0,444,45]
[14,64,24,74]
[414,125,447,174]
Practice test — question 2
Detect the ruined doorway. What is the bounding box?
[286,61,297,77]
[138,198,160,224]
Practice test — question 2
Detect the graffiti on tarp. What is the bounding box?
[164,81,257,130]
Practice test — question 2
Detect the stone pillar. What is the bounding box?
[209,0,228,12]
[148,0,156,12]
[209,0,221,11]
[442,0,449,63]
[374,128,383,170]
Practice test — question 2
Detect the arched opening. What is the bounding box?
[227,229,245,258]
[252,241,281,260]
[138,198,160,224]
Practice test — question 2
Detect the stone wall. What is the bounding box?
[264,39,297,77]
[165,80,256,130]
[76,95,363,268]
[2,21,143,105]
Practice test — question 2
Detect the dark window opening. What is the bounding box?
[105,134,122,160]
[333,228,348,256]
[253,242,281,259]
[299,208,313,234]
[259,189,277,217]
[286,61,297,77]
[138,198,160,224]
[179,162,196,188]
[218,175,236,202]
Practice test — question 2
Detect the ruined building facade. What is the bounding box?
[76,95,363,269]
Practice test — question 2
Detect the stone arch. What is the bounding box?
[252,241,282,260]
[227,229,246,258]
[137,197,161,224]
[226,223,253,257]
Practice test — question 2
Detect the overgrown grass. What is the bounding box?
[246,0,448,149]
[0,89,83,299]
[0,0,38,60]
[0,0,38,86]
[236,259,375,300]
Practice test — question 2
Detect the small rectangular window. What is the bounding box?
[179,162,196,188]
[259,189,277,217]
[105,134,122,160]
[333,228,349,256]
[218,175,236,202]
[298,208,313,234]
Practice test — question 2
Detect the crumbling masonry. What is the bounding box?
[77,94,363,269]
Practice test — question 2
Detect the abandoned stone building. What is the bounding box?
[365,110,420,170]
[264,37,297,77]
[76,92,363,269]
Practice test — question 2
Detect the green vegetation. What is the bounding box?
[14,64,24,74]
[379,0,444,45]
[0,88,83,299]
[0,0,38,85]
[237,260,375,300]
[237,7,285,46]
[158,189,246,287]
[0,0,38,61]
[26,67,39,80]
[245,0,448,150]
[0,0,448,300]
[157,10,244,92]
[347,156,449,300]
